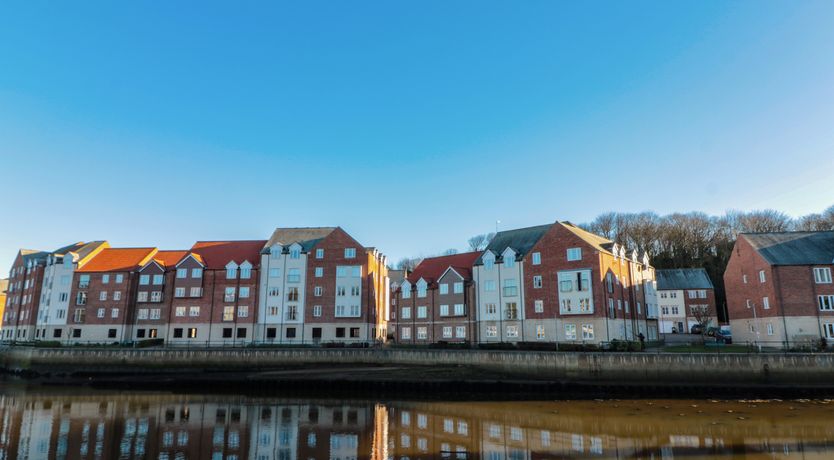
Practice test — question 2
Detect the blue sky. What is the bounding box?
[1,1,833,270]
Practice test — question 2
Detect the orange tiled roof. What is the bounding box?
[151,250,189,268]
[77,248,157,273]
[189,240,267,269]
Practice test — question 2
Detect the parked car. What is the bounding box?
[690,324,704,335]
[706,326,732,344]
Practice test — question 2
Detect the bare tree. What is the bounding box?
[796,206,834,231]
[467,233,495,251]
[737,209,792,233]
[442,248,459,256]
[690,304,715,343]
[395,257,423,271]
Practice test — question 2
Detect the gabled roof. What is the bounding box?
[54,241,109,263]
[742,231,834,266]
[558,221,616,255]
[19,249,50,265]
[190,240,267,269]
[406,252,481,286]
[77,248,158,272]
[388,269,407,286]
[475,224,553,265]
[149,250,189,268]
[263,227,337,253]
[656,268,714,290]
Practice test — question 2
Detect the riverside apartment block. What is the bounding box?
[724,231,834,347]
[2,227,389,345]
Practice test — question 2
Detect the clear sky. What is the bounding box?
[1,1,833,271]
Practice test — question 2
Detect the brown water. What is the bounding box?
[1,383,833,459]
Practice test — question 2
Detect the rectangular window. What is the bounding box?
[173,328,183,338]
[533,276,542,289]
[316,249,324,259]
[486,303,497,315]
[456,326,465,338]
[226,267,237,279]
[176,306,186,317]
[453,282,464,294]
[152,274,163,285]
[314,286,323,296]
[102,274,110,284]
[175,287,185,298]
[313,305,322,317]
[223,307,234,321]
[688,290,697,299]
[190,287,202,297]
[532,252,541,265]
[440,304,449,316]
[582,324,594,340]
[824,323,834,339]
[505,302,518,320]
[188,328,197,338]
[239,287,249,298]
[767,323,774,336]
[150,309,161,320]
[287,287,299,301]
[763,297,770,309]
[401,327,411,340]
[269,268,280,278]
[443,326,452,338]
[454,303,464,315]
[759,270,766,283]
[139,275,150,285]
[315,267,323,277]
[137,291,148,302]
[417,306,427,318]
[150,291,162,302]
[288,268,300,283]
[567,248,582,261]
[486,326,497,337]
[290,248,301,259]
[344,248,356,258]
[819,295,834,311]
[504,256,515,268]
[189,306,200,317]
[240,266,251,279]
[224,287,236,302]
[439,283,449,295]
[137,309,148,319]
[100,291,108,301]
[484,280,496,292]
[534,300,544,313]
[177,268,188,278]
[536,325,545,339]
[238,305,249,318]
[73,308,85,323]
[401,306,411,319]
[76,291,87,305]
[111,308,119,318]
[506,325,519,338]
[814,267,833,284]
[97,308,105,318]
[417,327,427,339]
[503,278,518,297]
[565,324,577,340]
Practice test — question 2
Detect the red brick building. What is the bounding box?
[66,247,158,343]
[170,240,266,345]
[725,231,834,348]
[2,249,48,341]
[474,221,658,344]
[258,227,389,344]
[656,268,717,334]
[133,250,189,341]
[391,252,481,344]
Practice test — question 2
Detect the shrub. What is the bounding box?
[33,341,61,348]
[135,338,164,348]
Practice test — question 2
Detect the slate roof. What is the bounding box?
[743,231,834,266]
[190,241,267,269]
[388,269,407,286]
[77,248,158,272]
[263,227,337,253]
[54,241,108,263]
[475,224,553,265]
[656,268,714,290]
[406,252,482,286]
[559,221,616,254]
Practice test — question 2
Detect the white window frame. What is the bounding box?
[567,247,582,261]
[532,252,541,265]
[814,267,832,284]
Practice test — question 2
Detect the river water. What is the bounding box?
[1,382,833,459]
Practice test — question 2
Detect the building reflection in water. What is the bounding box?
[1,391,834,459]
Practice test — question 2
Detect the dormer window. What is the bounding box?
[226,262,238,279]
[402,282,411,299]
[417,279,427,298]
[290,247,301,260]
[270,246,282,260]
[504,256,514,268]
[240,261,252,279]
[483,252,495,270]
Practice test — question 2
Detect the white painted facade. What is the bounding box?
[657,289,687,333]
[474,249,526,342]
[35,253,76,339]
[257,243,308,342]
